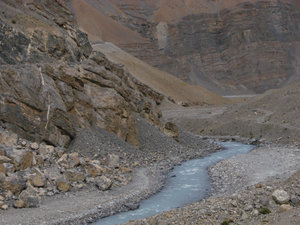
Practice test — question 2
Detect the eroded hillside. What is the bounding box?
[73,0,300,94]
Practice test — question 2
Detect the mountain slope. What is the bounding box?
[93,42,228,106]
[72,0,300,94]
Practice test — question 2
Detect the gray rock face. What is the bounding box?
[0,1,163,148]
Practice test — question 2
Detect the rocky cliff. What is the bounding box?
[0,0,162,148]
[75,0,300,94]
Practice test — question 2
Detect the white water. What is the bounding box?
[93,142,255,225]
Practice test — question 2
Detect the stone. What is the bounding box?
[105,154,120,169]
[86,163,105,177]
[19,151,34,170]
[0,155,11,163]
[30,142,39,150]
[272,189,290,204]
[44,166,61,181]
[64,169,85,182]
[14,199,25,208]
[0,164,5,174]
[56,177,70,192]
[0,132,18,146]
[278,204,293,212]
[68,152,80,167]
[19,188,39,208]
[291,195,299,204]
[21,140,27,146]
[3,163,15,174]
[57,153,69,167]
[124,203,139,210]
[0,175,26,195]
[31,172,46,187]
[95,176,112,191]
[1,204,8,210]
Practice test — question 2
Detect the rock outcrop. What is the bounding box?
[0,0,162,147]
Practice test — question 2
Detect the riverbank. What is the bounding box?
[0,118,223,225]
[124,144,300,225]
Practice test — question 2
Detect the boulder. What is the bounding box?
[272,189,290,204]
[0,174,26,195]
[31,172,46,187]
[68,152,80,168]
[86,163,105,177]
[95,176,112,191]
[14,199,25,208]
[56,176,70,192]
[64,169,85,182]
[19,151,34,170]
[105,154,120,169]
[19,187,39,208]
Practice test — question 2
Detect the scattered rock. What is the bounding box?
[19,151,34,170]
[14,199,25,208]
[278,204,293,212]
[0,174,26,195]
[19,187,39,208]
[31,172,46,187]
[1,204,8,210]
[56,177,70,192]
[105,154,120,169]
[95,176,112,191]
[272,189,290,204]
[0,155,11,163]
[86,163,105,177]
[0,164,6,174]
[30,142,39,150]
[64,169,85,182]
[69,152,80,167]
[124,203,140,210]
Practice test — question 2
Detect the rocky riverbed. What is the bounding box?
[0,116,223,225]
[124,144,300,225]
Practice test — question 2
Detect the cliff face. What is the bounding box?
[77,0,300,94]
[0,0,162,147]
[160,1,300,94]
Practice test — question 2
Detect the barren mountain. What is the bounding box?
[72,0,300,94]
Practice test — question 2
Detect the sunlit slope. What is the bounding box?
[93,42,229,106]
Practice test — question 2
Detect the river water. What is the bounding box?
[93,142,255,225]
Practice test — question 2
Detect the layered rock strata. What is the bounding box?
[0,0,162,147]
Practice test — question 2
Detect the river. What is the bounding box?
[93,141,255,225]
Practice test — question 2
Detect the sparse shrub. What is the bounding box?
[221,219,233,225]
[259,208,271,214]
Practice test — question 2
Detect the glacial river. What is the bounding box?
[93,142,255,225]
